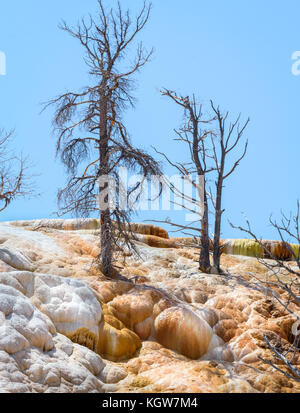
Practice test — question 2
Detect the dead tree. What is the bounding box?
[231,203,300,382]
[0,130,33,212]
[209,102,249,273]
[153,93,249,274]
[154,89,214,273]
[45,1,161,276]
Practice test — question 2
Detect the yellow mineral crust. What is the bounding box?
[97,305,142,361]
[221,239,300,260]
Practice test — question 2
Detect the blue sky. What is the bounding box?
[0,0,299,239]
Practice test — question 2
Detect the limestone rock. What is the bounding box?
[0,271,102,352]
[97,304,142,361]
[1,218,300,393]
[221,239,300,261]
[134,234,177,248]
[0,247,35,272]
[0,276,117,393]
[154,306,220,359]
[129,223,169,239]
[108,288,222,359]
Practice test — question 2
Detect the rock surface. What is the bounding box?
[0,219,299,393]
[221,239,300,260]
[0,272,116,393]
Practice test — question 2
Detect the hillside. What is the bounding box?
[0,219,299,393]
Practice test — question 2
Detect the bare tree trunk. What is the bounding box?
[192,116,211,273]
[100,209,113,275]
[210,101,249,274]
[200,190,211,272]
[212,196,222,271]
[156,90,214,274]
[212,173,224,273]
[99,94,113,276]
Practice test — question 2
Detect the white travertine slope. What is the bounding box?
[0,275,115,393]
[0,271,103,350]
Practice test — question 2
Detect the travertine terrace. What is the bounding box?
[0,219,299,393]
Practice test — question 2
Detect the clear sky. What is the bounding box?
[0,0,299,239]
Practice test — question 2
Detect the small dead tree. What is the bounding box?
[209,102,249,273]
[153,89,215,273]
[45,1,161,276]
[154,92,249,274]
[0,130,33,212]
[231,203,300,382]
